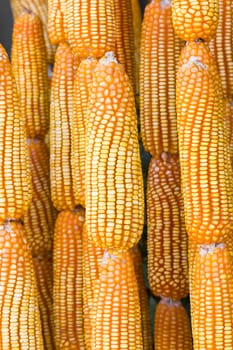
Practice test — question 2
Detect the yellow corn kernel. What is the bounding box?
[154,298,192,350]
[65,0,115,58]
[53,208,85,349]
[91,249,143,350]
[177,41,233,243]
[71,57,98,208]
[86,52,144,250]
[0,44,32,222]
[48,0,67,45]
[0,221,44,348]
[140,0,181,156]
[11,12,49,138]
[190,243,233,349]
[50,42,79,211]
[147,154,189,300]
[172,0,219,42]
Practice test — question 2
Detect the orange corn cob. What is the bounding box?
[0,44,31,222]
[11,12,49,138]
[190,243,233,349]
[154,298,192,350]
[86,52,144,250]
[114,0,136,93]
[209,0,233,99]
[50,42,79,211]
[82,223,104,350]
[147,153,189,300]
[0,221,44,348]
[176,41,233,243]
[92,249,143,350]
[53,209,85,349]
[172,0,219,42]
[33,253,54,350]
[131,246,153,350]
[10,0,56,63]
[71,57,98,208]
[24,139,56,256]
[48,0,67,45]
[65,0,115,58]
[225,100,233,159]
[140,0,181,156]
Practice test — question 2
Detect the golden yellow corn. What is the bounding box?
[176,41,233,243]
[48,0,67,44]
[65,0,115,58]
[24,139,57,256]
[10,0,56,63]
[50,42,79,211]
[71,57,98,208]
[225,100,233,159]
[53,209,85,349]
[190,243,233,349]
[0,221,44,349]
[147,153,189,300]
[0,44,31,222]
[33,253,54,350]
[172,0,219,42]
[154,298,192,350]
[11,12,49,138]
[91,249,143,349]
[86,52,144,250]
[209,0,233,99]
[140,0,181,156]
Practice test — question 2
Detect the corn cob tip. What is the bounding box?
[199,243,225,256]
[160,297,181,307]
[101,51,118,65]
[182,56,208,71]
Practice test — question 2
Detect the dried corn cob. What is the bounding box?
[71,57,98,208]
[65,0,115,58]
[86,52,144,250]
[50,42,79,211]
[147,153,189,300]
[11,12,49,138]
[225,100,233,159]
[140,0,181,156]
[0,221,44,349]
[24,139,56,256]
[190,243,233,349]
[33,253,54,350]
[53,208,85,349]
[48,0,67,44]
[209,0,233,99]
[176,41,233,243]
[10,0,56,63]
[0,44,31,222]
[154,298,192,350]
[172,0,219,42]
[92,249,143,350]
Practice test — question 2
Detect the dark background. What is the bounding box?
[0,0,148,57]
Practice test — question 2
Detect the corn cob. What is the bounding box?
[10,0,56,63]
[92,249,143,349]
[71,57,98,208]
[48,0,67,45]
[11,12,49,139]
[154,297,192,350]
[225,100,233,160]
[147,153,189,300]
[24,139,56,256]
[190,243,233,349]
[86,52,144,250]
[53,208,85,349]
[131,246,153,350]
[0,221,44,349]
[209,0,233,99]
[176,41,233,243]
[33,253,54,350]
[0,44,31,222]
[172,0,219,42]
[50,42,79,211]
[140,0,181,156]
[65,0,115,58]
